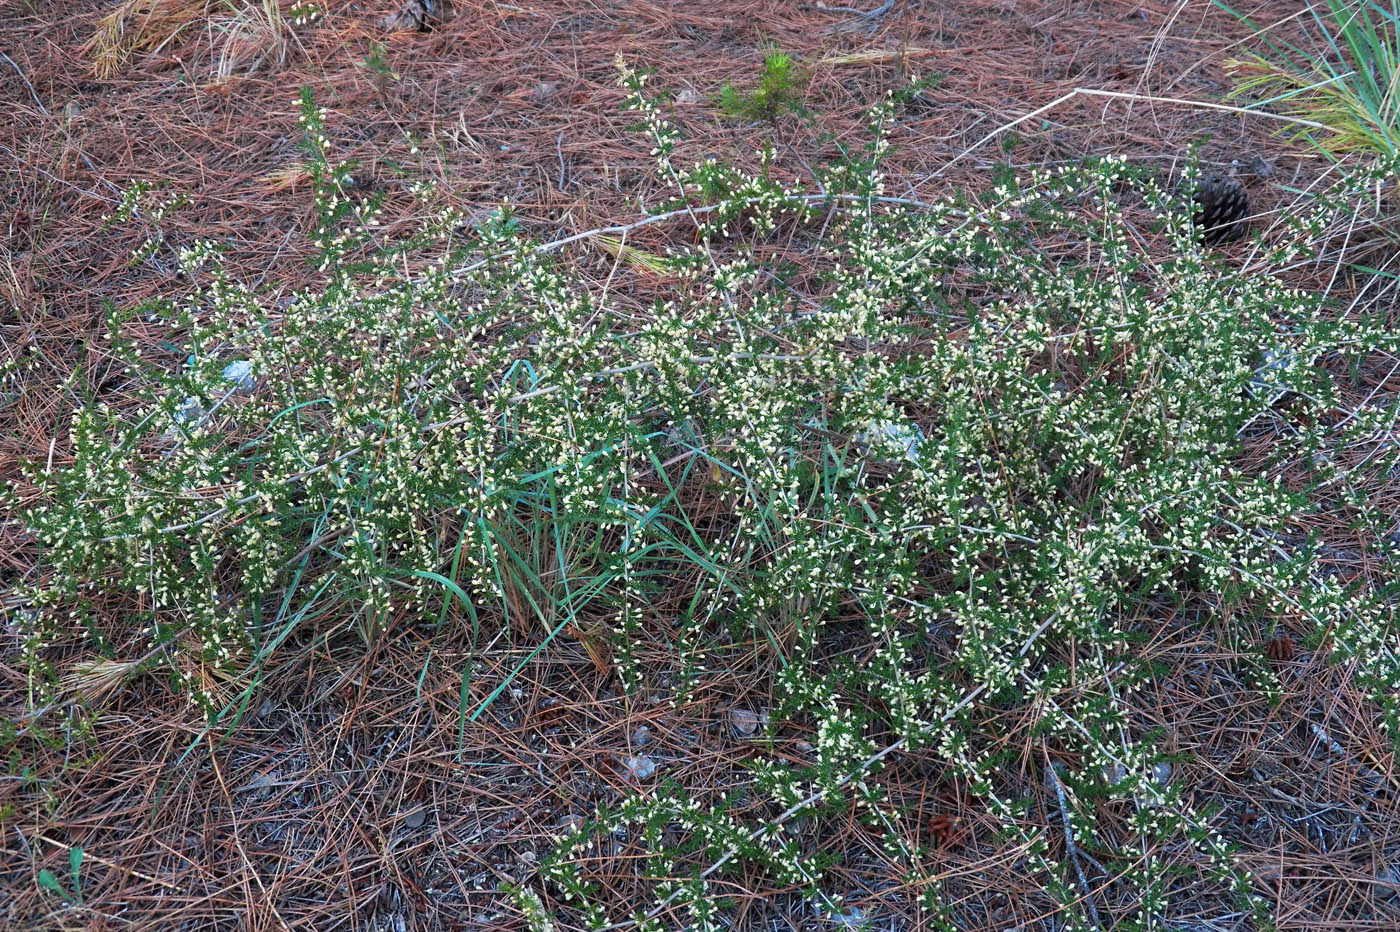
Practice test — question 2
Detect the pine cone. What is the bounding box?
[1263,635,1295,663]
[1191,173,1250,245]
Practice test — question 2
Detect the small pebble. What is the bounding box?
[622,754,657,780]
[222,359,255,389]
[729,708,760,736]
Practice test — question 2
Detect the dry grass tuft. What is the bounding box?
[82,0,291,82]
[82,0,207,79]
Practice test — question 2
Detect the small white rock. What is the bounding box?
[222,359,255,389]
[173,396,205,427]
[622,755,657,780]
[729,708,759,736]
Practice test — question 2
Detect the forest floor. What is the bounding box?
[3,1,1399,930]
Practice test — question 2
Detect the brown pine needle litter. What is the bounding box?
[4,2,1400,930]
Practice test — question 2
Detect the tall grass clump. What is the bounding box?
[9,60,1400,930]
[1220,0,1400,161]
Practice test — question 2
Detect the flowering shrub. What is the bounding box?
[10,63,1400,930]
